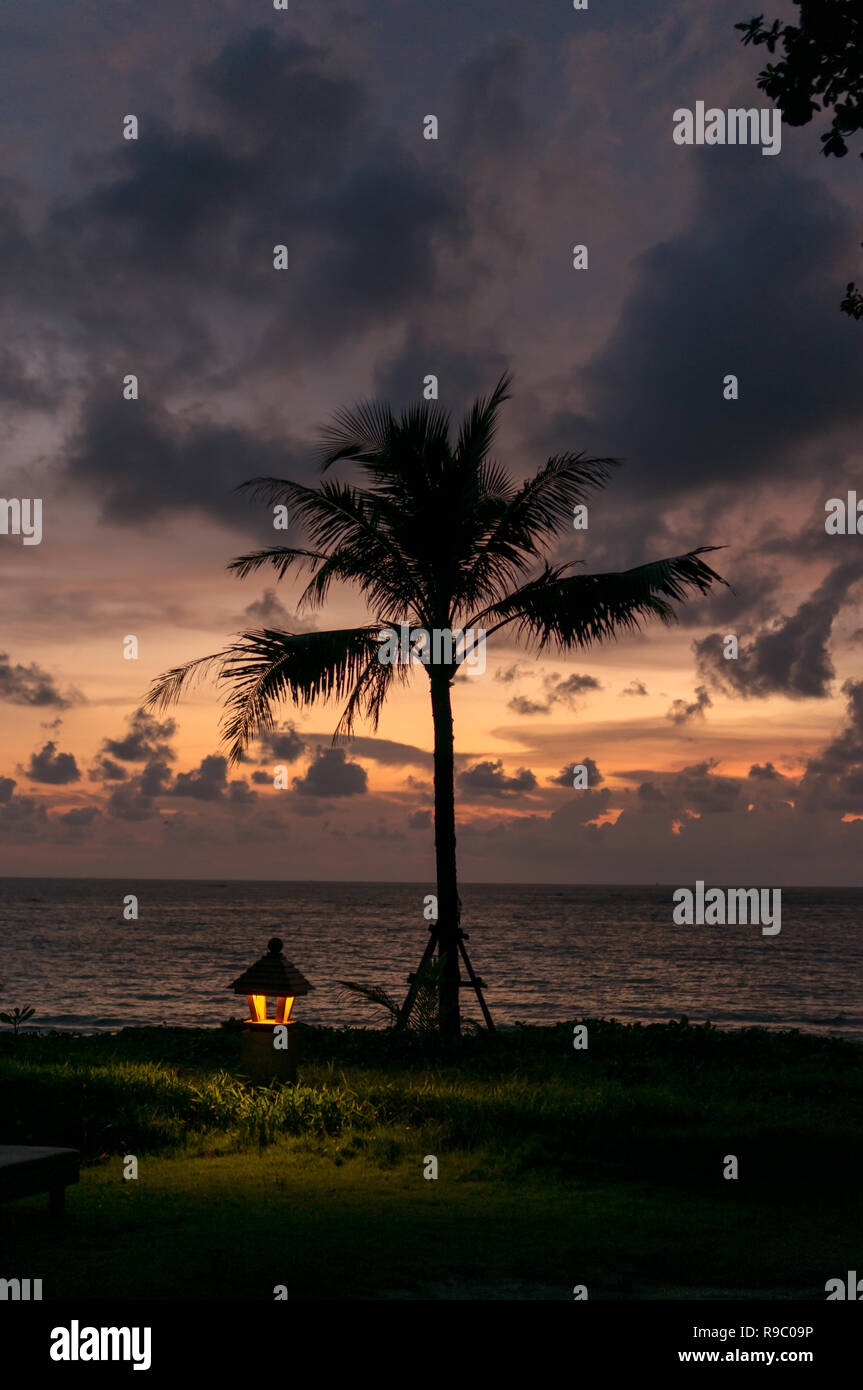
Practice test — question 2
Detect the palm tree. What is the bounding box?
[145,373,727,1037]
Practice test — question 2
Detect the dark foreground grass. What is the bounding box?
[1,1019,861,1299]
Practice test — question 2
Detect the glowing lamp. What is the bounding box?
[229,936,313,1083]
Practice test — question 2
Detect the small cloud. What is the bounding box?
[0,653,84,709]
[666,686,712,725]
[294,747,368,798]
[407,808,431,829]
[170,755,228,801]
[548,756,604,788]
[60,806,100,828]
[24,741,81,785]
[102,709,177,763]
[620,680,648,697]
[508,695,550,715]
[546,672,602,706]
[494,663,530,684]
[90,756,129,782]
[140,759,172,796]
[239,589,318,632]
[257,723,305,762]
[748,761,784,781]
[459,759,537,798]
[637,781,666,802]
[508,672,601,715]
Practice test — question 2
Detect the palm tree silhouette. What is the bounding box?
[146,374,727,1036]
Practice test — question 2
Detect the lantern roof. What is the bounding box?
[228,937,314,996]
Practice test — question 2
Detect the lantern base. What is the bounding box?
[239,1022,298,1085]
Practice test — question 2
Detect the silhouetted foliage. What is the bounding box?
[737,2,863,316]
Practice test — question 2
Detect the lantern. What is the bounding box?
[228,936,313,1083]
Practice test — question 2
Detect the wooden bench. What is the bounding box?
[0,1146,80,1216]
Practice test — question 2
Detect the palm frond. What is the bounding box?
[333,647,406,741]
[453,371,513,472]
[475,548,728,652]
[486,451,619,555]
[337,957,443,1032]
[336,979,401,1023]
[227,547,328,581]
[144,650,231,714]
[217,626,385,762]
[318,399,397,469]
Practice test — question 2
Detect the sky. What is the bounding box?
[1,0,862,883]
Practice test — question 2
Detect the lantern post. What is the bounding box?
[228,937,313,1084]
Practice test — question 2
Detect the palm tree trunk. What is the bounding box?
[430,668,461,1038]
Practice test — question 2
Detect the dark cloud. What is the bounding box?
[748,762,785,782]
[90,757,128,782]
[508,695,550,715]
[228,779,257,806]
[140,759,172,797]
[102,710,177,763]
[256,724,306,763]
[0,347,56,408]
[534,156,863,508]
[355,817,406,841]
[548,756,604,788]
[0,777,16,803]
[616,759,743,815]
[508,671,602,715]
[663,760,742,814]
[65,392,297,527]
[293,747,368,798]
[695,560,863,700]
[459,759,537,798]
[239,590,316,633]
[303,733,433,768]
[8,27,464,520]
[636,781,666,803]
[494,663,530,684]
[620,680,648,696]
[106,758,172,821]
[547,673,602,705]
[170,755,229,801]
[666,685,712,725]
[0,653,83,708]
[23,741,80,785]
[798,681,863,812]
[407,808,431,829]
[106,782,157,822]
[59,806,100,828]
[373,338,511,418]
[673,558,784,631]
[0,790,48,839]
[451,38,527,158]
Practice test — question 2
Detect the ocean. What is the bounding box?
[1,878,861,1038]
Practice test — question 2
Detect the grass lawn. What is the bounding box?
[1,1019,861,1299]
